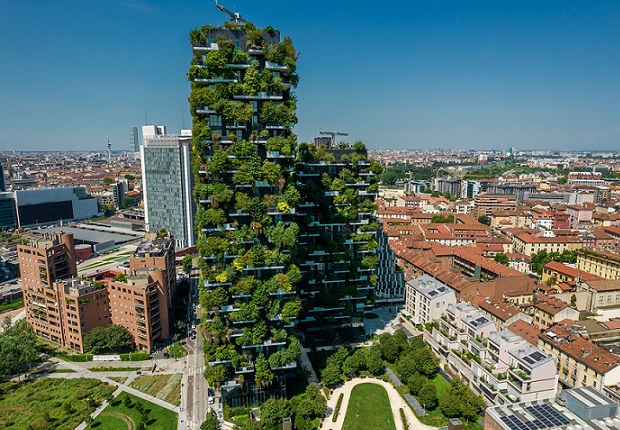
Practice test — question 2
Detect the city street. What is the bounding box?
[179,267,209,429]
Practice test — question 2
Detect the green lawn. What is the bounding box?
[88,392,177,430]
[342,383,396,430]
[0,378,115,430]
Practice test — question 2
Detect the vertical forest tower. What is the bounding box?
[189,14,384,406]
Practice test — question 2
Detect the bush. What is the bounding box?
[332,393,344,422]
[400,408,408,429]
[120,352,151,361]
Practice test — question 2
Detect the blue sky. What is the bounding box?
[1,0,619,152]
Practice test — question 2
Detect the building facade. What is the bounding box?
[404,274,456,324]
[141,131,195,249]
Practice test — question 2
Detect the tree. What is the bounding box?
[366,346,384,375]
[182,254,193,274]
[320,361,342,386]
[412,346,438,376]
[102,177,115,185]
[293,384,326,419]
[121,196,133,209]
[377,333,399,363]
[260,398,291,430]
[407,372,426,396]
[478,215,491,226]
[418,381,438,409]
[124,174,135,180]
[255,353,274,387]
[204,364,228,389]
[0,319,37,377]
[83,324,133,354]
[494,252,509,266]
[101,204,116,217]
[201,414,221,430]
[571,294,577,307]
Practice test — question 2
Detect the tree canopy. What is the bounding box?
[83,324,133,354]
[0,319,37,377]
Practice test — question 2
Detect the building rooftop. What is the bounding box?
[407,274,454,300]
[508,342,554,369]
[507,319,541,346]
[486,386,620,430]
[135,236,173,258]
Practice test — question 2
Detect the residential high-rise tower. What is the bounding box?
[189,16,389,406]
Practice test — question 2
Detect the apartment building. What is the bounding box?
[56,279,110,352]
[404,274,456,324]
[538,324,620,390]
[512,232,581,256]
[473,194,517,219]
[477,298,532,331]
[522,295,579,330]
[130,233,176,309]
[577,279,620,313]
[577,250,620,280]
[108,268,169,352]
[541,260,604,289]
[19,233,78,345]
[424,302,557,405]
[20,232,175,353]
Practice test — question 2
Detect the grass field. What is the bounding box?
[129,374,182,406]
[109,376,128,384]
[87,392,177,430]
[0,378,115,430]
[342,383,396,430]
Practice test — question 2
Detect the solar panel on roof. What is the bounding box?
[428,291,437,296]
[523,356,535,365]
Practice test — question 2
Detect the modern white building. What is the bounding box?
[424,301,558,405]
[405,274,457,324]
[141,126,194,249]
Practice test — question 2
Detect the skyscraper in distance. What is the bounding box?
[130,126,140,154]
[141,126,194,249]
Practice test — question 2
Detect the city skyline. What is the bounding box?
[1,0,619,152]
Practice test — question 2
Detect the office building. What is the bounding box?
[140,129,194,249]
[0,192,17,230]
[0,163,5,192]
[14,187,99,227]
[130,126,140,153]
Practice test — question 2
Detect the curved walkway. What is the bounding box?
[322,377,438,430]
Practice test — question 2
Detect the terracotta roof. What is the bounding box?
[583,279,620,292]
[507,319,541,346]
[479,298,523,322]
[540,327,620,374]
[530,295,573,316]
[543,261,604,282]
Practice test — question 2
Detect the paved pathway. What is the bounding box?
[385,368,427,417]
[322,377,438,430]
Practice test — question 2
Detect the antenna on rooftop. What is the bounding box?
[214,0,247,23]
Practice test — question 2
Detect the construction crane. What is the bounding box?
[319,130,348,148]
[214,0,246,24]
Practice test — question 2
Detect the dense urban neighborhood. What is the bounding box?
[2,3,620,430]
